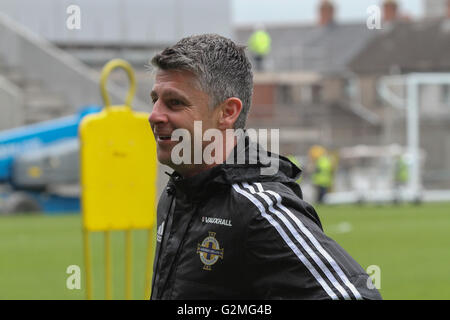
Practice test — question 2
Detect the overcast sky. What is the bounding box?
[232,0,423,25]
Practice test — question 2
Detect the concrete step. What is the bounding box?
[0,55,10,73]
[25,93,66,109]
[23,81,48,94]
[24,91,71,124]
[0,64,46,88]
[24,107,69,124]
[3,70,44,88]
[0,58,73,124]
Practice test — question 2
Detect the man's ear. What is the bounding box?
[217,97,243,130]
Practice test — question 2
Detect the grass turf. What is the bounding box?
[318,202,450,300]
[0,202,449,299]
[0,214,155,300]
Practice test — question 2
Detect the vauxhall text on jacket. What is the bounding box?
[151,137,382,300]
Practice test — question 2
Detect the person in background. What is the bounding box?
[247,26,271,71]
[309,145,333,204]
[393,154,409,203]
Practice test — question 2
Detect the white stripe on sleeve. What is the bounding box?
[232,183,339,300]
[253,182,363,300]
[244,183,352,300]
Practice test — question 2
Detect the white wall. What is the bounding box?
[423,0,448,18]
[0,0,232,45]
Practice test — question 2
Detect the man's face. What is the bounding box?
[149,69,219,173]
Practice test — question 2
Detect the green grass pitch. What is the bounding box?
[0,202,449,300]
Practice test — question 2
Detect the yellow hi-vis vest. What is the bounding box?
[395,157,409,183]
[248,30,271,56]
[312,155,332,188]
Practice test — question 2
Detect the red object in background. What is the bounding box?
[249,83,275,119]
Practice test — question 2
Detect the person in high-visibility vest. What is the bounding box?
[394,155,409,186]
[393,154,409,203]
[248,28,271,71]
[309,145,333,204]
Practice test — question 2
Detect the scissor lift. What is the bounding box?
[0,106,101,214]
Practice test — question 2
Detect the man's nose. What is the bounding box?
[149,101,168,125]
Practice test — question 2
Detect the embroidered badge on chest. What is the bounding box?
[196,232,224,271]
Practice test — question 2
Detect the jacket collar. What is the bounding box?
[166,133,301,201]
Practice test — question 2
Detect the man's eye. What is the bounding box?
[169,99,183,106]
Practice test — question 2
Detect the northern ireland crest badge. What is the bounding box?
[196,232,224,271]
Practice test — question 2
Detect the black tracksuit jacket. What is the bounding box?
[150,138,382,300]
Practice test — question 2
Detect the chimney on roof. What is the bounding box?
[447,0,450,18]
[383,0,398,22]
[319,0,335,26]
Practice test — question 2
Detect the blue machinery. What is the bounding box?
[0,106,101,214]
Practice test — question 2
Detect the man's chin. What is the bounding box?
[156,153,183,171]
[156,155,192,174]
[157,155,173,168]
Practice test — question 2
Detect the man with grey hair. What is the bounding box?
[149,34,381,300]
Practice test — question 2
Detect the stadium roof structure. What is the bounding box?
[235,22,380,75]
[349,18,450,74]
